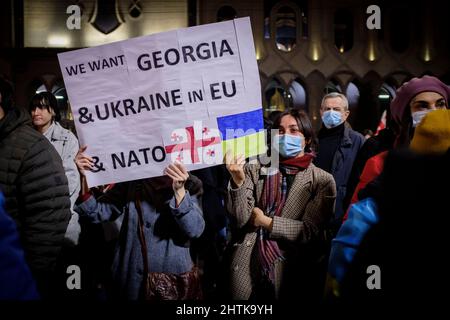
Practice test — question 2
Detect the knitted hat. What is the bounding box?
[410,109,450,155]
[390,76,450,124]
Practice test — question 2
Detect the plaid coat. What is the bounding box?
[226,162,336,299]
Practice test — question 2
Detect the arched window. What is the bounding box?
[275,6,297,52]
[52,82,75,132]
[35,83,47,94]
[378,82,396,113]
[217,6,237,22]
[334,9,353,53]
[375,83,396,134]
[264,79,287,118]
[288,79,307,112]
[346,82,360,110]
[389,7,410,53]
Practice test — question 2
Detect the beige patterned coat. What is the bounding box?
[226,162,336,299]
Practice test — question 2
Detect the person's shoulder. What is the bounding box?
[13,122,47,147]
[65,128,79,146]
[349,127,364,139]
[18,126,61,160]
[54,122,78,141]
[310,163,335,184]
[346,127,365,145]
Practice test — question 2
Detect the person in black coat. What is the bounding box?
[0,80,71,298]
[314,93,365,223]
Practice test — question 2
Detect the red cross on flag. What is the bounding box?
[163,120,223,166]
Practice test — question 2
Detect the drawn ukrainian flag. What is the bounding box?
[217,108,266,158]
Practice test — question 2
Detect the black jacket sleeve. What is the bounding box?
[16,138,71,273]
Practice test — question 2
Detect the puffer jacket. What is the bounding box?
[0,108,71,277]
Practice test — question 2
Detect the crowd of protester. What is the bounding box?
[1,75,449,305]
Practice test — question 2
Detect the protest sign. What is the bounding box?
[58,17,265,187]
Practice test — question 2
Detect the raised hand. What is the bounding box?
[164,161,189,206]
[75,145,94,177]
[224,150,246,188]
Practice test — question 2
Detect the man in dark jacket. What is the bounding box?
[314,92,365,223]
[0,80,71,298]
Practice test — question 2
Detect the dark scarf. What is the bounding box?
[256,153,315,284]
[280,153,315,174]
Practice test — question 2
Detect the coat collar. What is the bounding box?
[44,121,69,142]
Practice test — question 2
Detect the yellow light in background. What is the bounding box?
[311,43,320,61]
[424,46,431,62]
[368,41,376,61]
[313,48,319,61]
[47,35,70,47]
[339,45,344,54]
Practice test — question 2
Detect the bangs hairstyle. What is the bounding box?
[29,92,60,122]
[272,109,318,153]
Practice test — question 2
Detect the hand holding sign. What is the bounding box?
[75,145,94,176]
[58,17,264,188]
[164,161,189,207]
[225,150,246,188]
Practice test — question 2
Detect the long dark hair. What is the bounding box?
[272,109,318,153]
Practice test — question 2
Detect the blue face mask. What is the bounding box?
[322,110,343,129]
[273,134,303,158]
[412,110,430,128]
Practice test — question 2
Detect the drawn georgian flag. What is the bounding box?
[163,120,223,165]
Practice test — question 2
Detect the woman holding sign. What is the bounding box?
[225,109,336,301]
[75,150,205,300]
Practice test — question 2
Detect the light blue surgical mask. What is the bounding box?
[412,110,431,128]
[322,110,343,129]
[273,134,303,158]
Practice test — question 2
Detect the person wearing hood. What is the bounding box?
[326,108,450,303]
[390,75,450,148]
[342,75,450,221]
[225,109,336,301]
[0,79,70,298]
